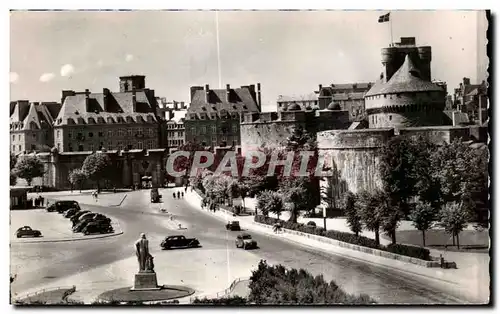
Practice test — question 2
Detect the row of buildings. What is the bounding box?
[10,36,488,190]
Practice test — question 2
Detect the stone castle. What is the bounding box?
[240,37,488,202]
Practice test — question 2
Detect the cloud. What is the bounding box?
[125,54,134,62]
[10,72,19,83]
[60,64,75,77]
[39,73,55,83]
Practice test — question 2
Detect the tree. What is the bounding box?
[10,170,17,186]
[408,200,436,247]
[357,190,382,247]
[257,190,284,219]
[10,153,17,169]
[238,182,250,211]
[439,202,471,249]
[432,139,489,227]
[13,156,45,186]
[81,153,112,192]
[344,192,362,236]
[68,168,87,193]
[376,190,403,245]
[279,177,317,223]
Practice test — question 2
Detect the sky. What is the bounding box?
[10,10,488,112]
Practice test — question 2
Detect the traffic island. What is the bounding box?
[97,285,195,303]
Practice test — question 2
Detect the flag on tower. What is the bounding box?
[378,13,390,23]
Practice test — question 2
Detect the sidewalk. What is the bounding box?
[184,190,489,304]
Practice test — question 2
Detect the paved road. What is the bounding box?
[11,189,468,304]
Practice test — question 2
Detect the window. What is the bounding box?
[138,141,143,150]
[18,145,21,151]
[68,144,73,152]
[18,135,21,141]
[12,145,15,151]
[89,143,94,151]
[57,143,60,151]
[57,130,61,139]
[108,142,113,150]
[118,129,124,137]
[137,128,143,136]
[78,145,84,152]
[127,144,133,150]
[211,125,216,133]
[148,128,154,137]
[12,135,14,141]
[32,133,36,139]
[108,130,113,137]
[98,132,104,137]
[117,141,123,150]
[201,126,206,134]
[389,115,392,121]
[232,124,237,133]
[178,131,182,137]
[127,128,133,137]
[190,127,196,135]
[68,132,72,139]
[147,140,154,150]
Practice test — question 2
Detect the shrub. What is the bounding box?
[307,221,317,227]
[192,296,247,305]
[248,260,376,304]
[254,215,431,261]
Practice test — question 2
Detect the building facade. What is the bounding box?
[10,101,61,155]
[184,83,261,149]
[317,83,373,121]
[453,77,488,125]
[53,75,164,153]
[277,93,319,111]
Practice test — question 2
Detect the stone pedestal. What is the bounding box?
[130,272,161,291]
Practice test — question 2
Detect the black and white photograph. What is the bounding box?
[7,6,491,306]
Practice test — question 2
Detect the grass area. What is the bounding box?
[15,288,74,305]
[387,229,490,253]
[97,285,194,302]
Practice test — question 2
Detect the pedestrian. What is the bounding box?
[177,191,180,199]
[173,192,176,199]
[181,192,184,198]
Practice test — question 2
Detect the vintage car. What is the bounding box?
[70,210,91,225]
[160,235,200,249]
[79,213,111,224]
[73,218,111,233]
[82,222,114,235]
[46,200,81,213]
[63,208,80,218]
[15,226,42,238]
[235,233,258,250]
[225,221,241,231]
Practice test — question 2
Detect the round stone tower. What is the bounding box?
[364,54,446,129]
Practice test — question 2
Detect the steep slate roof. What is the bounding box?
[365,55,444,97]
[55,90,158,126]
[319,83,373,97]
[188,87,260,116]
[10,101,59,130]
[332,92,366,101]
[167,110,187,123]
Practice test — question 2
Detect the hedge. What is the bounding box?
[192,296,247,305]
[255,215,431,261]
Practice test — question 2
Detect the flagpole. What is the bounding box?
[389,12,393,46]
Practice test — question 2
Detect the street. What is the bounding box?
[11,189,468,304]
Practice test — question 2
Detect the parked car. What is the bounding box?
[235,233,257,250]
[160,235,200,249]
[79,213,111,224]
[82,222,114,235]
[71,210,90,225]
[15,226,42,238]
[46,200,81,213]
[226,221,241,231]
[151,188,162,203]
[73,219,99,233]
[63,208,80,218]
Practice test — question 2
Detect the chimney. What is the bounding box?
[173,101,178,110]
[85,89,90,111]
[257,83,262,112]
[132,90,137,112]
[226,84,231,102]
[318,84,322,92]
[103,88,110,111]
[205,84,210,103]
[452,111,457,126]
[181,102,185,109]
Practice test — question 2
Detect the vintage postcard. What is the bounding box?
[9,9,490,305]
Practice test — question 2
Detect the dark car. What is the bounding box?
[46,201,81,214]
[82,222,114,235]
[151,188,162,203]
[73,219,95,233]
[79,213,111,224]
[226,221,241,231]
[235,233,257,250]
[63,208,80,218]
[71,210,91,225]
[15,226,42,238]
[160,235,200,249]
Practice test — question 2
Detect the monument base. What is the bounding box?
[130,272,161,291]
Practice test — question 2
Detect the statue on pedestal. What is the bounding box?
[135,233,154,273]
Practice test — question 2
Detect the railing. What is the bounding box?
[14,285,76,303]
[189,277,249,303]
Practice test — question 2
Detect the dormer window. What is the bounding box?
[126,116,134,123]
[147,115,154,123]
[88,117,96,124]
[97,117,105,124]
[77,117,85,124]
[212,106,217,111]
[107,117,114,123]
[67,118,75,125]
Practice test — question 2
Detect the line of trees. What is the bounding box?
[10,154,45,186]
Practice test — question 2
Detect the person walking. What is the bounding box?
[177,191,181,199]
[173,192,176,199]
[181,192,184,198]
